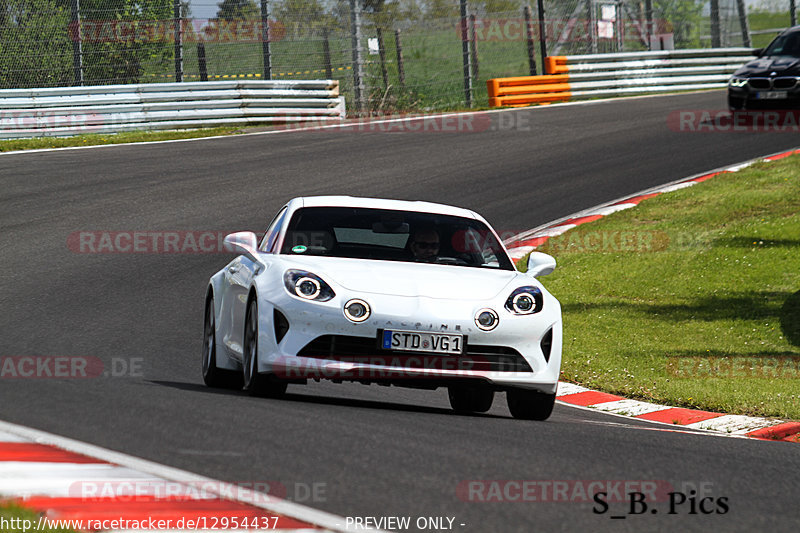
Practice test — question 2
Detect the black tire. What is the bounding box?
[448,385,494,413]
[507,389,556,420]
[243,297,287,398]
[728,95,745,112]
[202,295,243,389]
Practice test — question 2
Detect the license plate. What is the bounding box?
[381,329,465,355]
[757,91,788,99]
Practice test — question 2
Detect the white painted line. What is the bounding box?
[555,382,591,396]
[657,181,697,193]
[726,161,755,172]
[531,224,576,238]
[685,414,781,435]
[591,399,673,417]
[0,463,157,498]
[0,420,358,533]
[0,430,29,442]
[583,203,636,216]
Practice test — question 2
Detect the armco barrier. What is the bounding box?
[0,80,345,139]
[488,48,757,107]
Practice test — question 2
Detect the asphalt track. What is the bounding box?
[1,90,799,532]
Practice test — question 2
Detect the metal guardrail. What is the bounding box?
[487,48,757,107]
[0,80,346,139]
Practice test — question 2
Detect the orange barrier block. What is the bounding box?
[545,56,568,74]
[486,73,571,108]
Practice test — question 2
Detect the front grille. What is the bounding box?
[297,335,532,372]
[773,77,797,90]
[748,78,771,90]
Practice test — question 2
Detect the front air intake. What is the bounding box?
[540,328,553,363]
[274,309,290,344]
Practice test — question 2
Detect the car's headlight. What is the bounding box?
[505,286,543,315]
[343,299,371,322]
[729,77,748,87]
[283,270,335,301]
[475,308,499,331]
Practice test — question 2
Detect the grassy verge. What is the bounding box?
[524,155,800,420]
[0,502,75,532]
[0,127,243,152]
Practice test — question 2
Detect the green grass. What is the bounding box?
[748,11,792,48]
[0,127,243,152]
[523,156,800,420]
[0,503,76,532]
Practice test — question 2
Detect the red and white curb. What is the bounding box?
[505,147,800,443]
[0,420,355,532]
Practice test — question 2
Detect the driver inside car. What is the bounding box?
[409,227,440,262]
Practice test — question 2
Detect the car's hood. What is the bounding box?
[283,256,521,300]
[734,55,800,77]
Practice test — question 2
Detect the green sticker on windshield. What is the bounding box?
[292,245,308,253]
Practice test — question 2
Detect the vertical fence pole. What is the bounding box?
[198,41,208,81]
[261,0,272,80]
[395,29,405,90]
[350,0,366,112]
[460,0,472,107]
[735,0,751,47]
[173,0,183,82]
[710,0,721,48]
[587,0,597,54]
[71,0,83,86]
[792,0,797,26]
[524,6,537,75]
[537,0,547,73]
[377,27,389,91]
[644,0,653,49]
[322,28,333,79]
[470,14,479,80]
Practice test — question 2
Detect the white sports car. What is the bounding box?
[202,196,562,419]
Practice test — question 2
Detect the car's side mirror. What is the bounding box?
[754,47,764,57]
[223,231,258,256]
[526,252,556,277]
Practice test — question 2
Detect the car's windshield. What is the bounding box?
[280,206,515,270]
[763,31,800,57]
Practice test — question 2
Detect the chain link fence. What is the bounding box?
[0,0,796,112]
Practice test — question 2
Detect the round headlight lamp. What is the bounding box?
[295,277,321,299]
[344,299,371,322]
[475,308,499,331]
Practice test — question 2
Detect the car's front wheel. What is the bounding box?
[243,297,287,398]
[728,94,745,111]
[507,388,556,420]
[202,295,243,389]
[448,385,494,413]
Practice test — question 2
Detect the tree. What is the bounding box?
[216,0,259,21]
[0,0,72,88]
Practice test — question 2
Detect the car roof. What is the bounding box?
[293,196,481,220]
